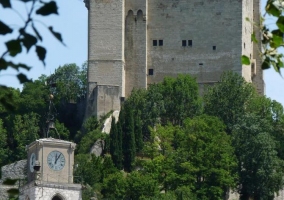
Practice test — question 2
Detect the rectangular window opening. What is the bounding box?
[159,40,163,46]
[188,40,192,46]
[153,40,157,46]
[148,69,154,75]
[182,40,187,47]
[213,46,216,50]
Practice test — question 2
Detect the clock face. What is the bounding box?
[29,153,36,172]
[47,150,65,171]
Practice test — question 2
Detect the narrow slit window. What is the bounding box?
[148,69,154,75]
[182,40,187,47]
[159,40,163,46]
[153,40,158,46]
[188,40,192,46]
[213,46,216,50]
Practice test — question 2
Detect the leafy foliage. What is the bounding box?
[242,0,284,72]
[0,0,64,110]
[204,72,256,134]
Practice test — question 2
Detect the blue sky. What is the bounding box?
[0,0,283,106]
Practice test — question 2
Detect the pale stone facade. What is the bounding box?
[86,0,264,117]
[19,138,82,200]
[19,181,81,200]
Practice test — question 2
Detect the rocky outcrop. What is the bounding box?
[1,160,27,180]
[101,110,120,134]
[0,160,27,199]
[90,139,105,157]
[90,111,119,156]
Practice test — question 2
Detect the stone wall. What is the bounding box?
[19,182,82,200]
[87,0,264,118]
[146,0,243,84]
[252,0,265,95]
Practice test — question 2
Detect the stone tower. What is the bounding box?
[85,0,264,118]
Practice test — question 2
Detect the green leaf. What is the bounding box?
[22,33,38,52]
[262,57,271,70]
[0,0,11,8]
[32,23,42,41]
[3,178,18,185]
[18,63,31,70]
[251,32,258,43]
[36,1,58,16]
[36,46,46,65]
[17,73,31,83]
[271,61,279,72]
[6,61,31,71]
[0,21,12,35]
[271,30,283,48]
[241,55,250,65]
[5,40,22,57]
[266,2,281,17]
[48,26,65,45]
[277,16,284,32]
[0,58,8,70]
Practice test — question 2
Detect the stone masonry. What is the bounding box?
[86,0,264,118]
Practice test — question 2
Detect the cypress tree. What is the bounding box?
[109,117,117,163]
[123,107,136,172]
[134,113,143,153]
[116,121,123,170]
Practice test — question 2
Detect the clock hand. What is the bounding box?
[55,153,61,164]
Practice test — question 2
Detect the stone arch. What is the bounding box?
[51,193,65,200]
[137,10,143,21]
[126,10,135,26]
[127,10,134,17]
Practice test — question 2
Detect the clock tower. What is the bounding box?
[19,138,82,200]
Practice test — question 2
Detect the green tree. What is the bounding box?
[47,120,70,140]
[74,154,103,188]
[11,113,40,161]
[204,72,256,134]
[47,63,87,103]
[232,114,284,200]
[0,119,8,167]
[123,106,136,172]
[110,117,121,168]
[161,75,202,125]
[116,121,123,170]
[101,171,127,199]
[125,171,160,200]
[134,113,143,153]
[19,79,49,116]
[179,116,237,199]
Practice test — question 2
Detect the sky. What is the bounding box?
[0,0,284,106]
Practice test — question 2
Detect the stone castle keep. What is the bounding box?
[85,0,264,118]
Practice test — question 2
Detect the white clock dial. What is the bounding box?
[47,150,65,171]
[29,153,36,172]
